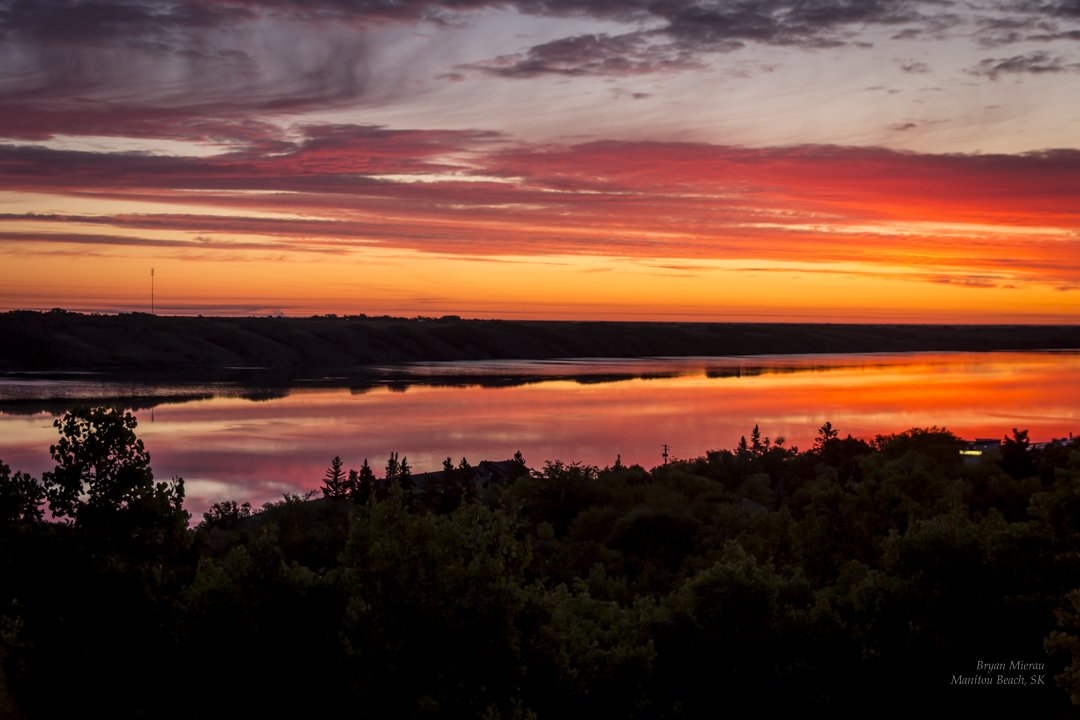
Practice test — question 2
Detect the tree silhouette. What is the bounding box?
[814,421,838,452]
[198,499,252,530]
[40,406,187,550]
[398,455,414,508]
[0,460,44,525]
[428,456,473,513]
[1001,427,1036,480]
[352,459,376,503]
[385,452,400,482]
[322,456,348,497]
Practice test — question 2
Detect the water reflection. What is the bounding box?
[1,351,1077,517]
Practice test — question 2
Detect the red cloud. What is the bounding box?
[2,133,1078,288]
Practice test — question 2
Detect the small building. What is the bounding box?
[960,438,1001,464]
[1032,433,1076,451]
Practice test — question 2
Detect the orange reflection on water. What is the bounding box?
[0,352,1077,515]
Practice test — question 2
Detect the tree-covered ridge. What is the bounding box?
[2,409,1080,717]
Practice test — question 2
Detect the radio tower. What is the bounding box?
[151,267,155,315]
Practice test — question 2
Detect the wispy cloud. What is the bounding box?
[898,60,930,74]
[968,51,1080,79]
[463,32,703,78]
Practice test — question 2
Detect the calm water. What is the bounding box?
[1,351,1077,516]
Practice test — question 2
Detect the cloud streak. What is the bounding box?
[463,32,703,78]
[2,130,1078,291]
[969,51,1080,79]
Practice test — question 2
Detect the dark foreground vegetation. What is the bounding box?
[2,309,1078,375]
[3,409,1080,717]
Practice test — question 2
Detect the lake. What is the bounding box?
[1,350,1077,517]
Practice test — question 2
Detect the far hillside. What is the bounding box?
[2,310,1077,376]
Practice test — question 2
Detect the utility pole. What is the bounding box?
[151,267,155,315]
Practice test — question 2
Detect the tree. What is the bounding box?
[511,450,529,480]
[814,421,839,452]
[428,456,474,513]
[398,455,414,507]
[322,456,348,498]
[44,406,151,520]
[0,460,44,525]
[385,452,400,482]
[352,459,376,503]
[1001,427,1036,480]
[197,499,252,531]
[40,406,187,547]
[382,451,414,503]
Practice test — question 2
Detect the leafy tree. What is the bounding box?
[40,406,188,550]
[1047,590,1080,706]
[43,407,146,519]
[340,490,533,717]
[510,460,602,537]
[1001,427,1036,480]
[198,500,252,530]
[607,505,700,592]
[322,456,348,497]
[0,461,43,526]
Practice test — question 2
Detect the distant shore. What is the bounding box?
[2,310,1078,377]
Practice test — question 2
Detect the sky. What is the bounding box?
[0,0,1078,322]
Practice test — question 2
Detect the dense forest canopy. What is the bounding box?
[2,407,1080,717]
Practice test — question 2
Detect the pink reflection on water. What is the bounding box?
[0,352,1077,517]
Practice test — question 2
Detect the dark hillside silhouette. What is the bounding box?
[1,310,1077,376]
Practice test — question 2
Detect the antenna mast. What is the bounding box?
[151,267,155,315]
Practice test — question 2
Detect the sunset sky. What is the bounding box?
[1,0,1078,321]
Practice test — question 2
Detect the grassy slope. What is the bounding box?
[1,310,1078,373]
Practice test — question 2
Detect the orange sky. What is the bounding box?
[1,1,1078,321]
